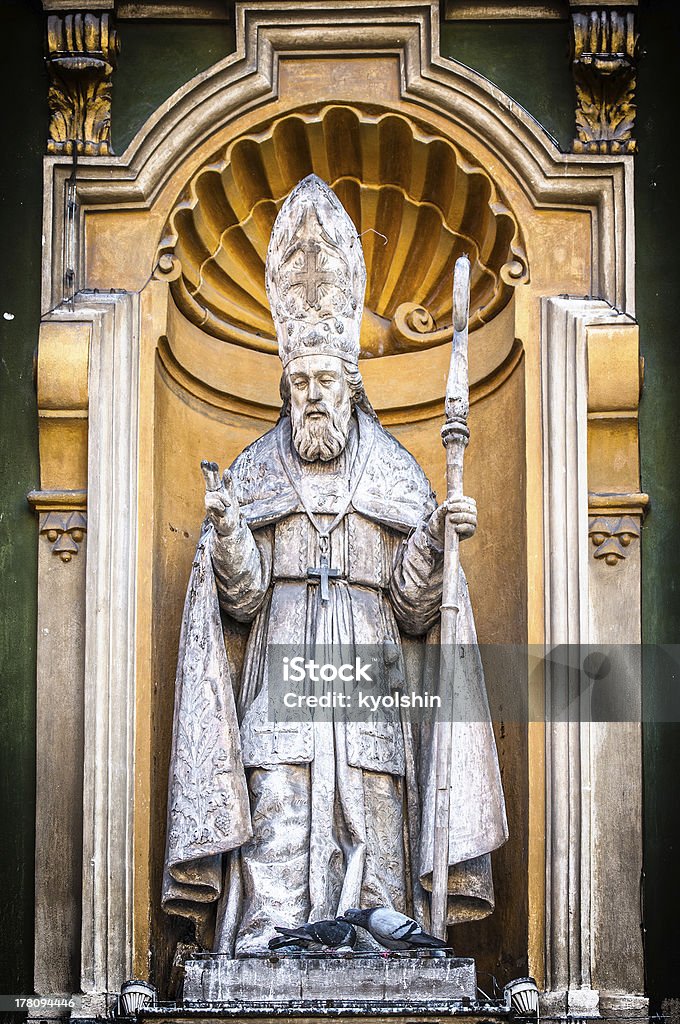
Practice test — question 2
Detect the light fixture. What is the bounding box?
[504,977,540,1017]
[117,979,157,1016]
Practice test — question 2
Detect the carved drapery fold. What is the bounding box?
[571,8,639,154]
[46,11,119,156]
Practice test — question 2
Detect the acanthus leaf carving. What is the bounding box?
[46,11,119,156]
[571,9,639,155]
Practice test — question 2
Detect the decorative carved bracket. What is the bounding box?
[40,509,88,561]
[571,8,639,154]
[28,490,88,562]
[588,513,639,565]
[587,494,648,566]
[46,11,119,155]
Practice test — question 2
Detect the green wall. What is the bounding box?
[111,20,235,155]
[1,0,678,1009]
[0,0,44,1006]
[636,2,680,1004]
[440,18,574,152]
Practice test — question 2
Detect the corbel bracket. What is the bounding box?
[586,318,647,566]
[28,318,90,562]
[588,498,648,567]
[571,7,639,154]
[28,494,88,562]
[46,10,119,155]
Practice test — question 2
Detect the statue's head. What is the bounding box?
[284,353,354,462]
[265,175,371,460]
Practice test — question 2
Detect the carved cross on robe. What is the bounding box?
[307,547,340,603]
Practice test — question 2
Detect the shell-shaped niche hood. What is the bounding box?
[158,104,529,358]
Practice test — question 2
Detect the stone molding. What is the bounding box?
[541,296,645,1012]
[31,295,139,1011]
[445,1,566,18]
[41,0,634,318]
[444,0,637,19]
[46,10,119,155]
[571,7,639,154]
[32,319,90,508]
[80,293,139,1000]
[43,0,229,15]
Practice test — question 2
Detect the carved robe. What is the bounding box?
[162,407,507,954]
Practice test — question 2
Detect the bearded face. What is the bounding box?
[287,354,353,462]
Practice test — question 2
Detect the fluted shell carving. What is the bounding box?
[158,105,529,358]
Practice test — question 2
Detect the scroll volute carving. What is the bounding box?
[46,11,119,156]
[571,9,639,155]
[157,105,529,360]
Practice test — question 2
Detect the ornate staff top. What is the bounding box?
[444,255,471,445]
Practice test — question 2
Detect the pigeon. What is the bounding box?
[268,918,357,953]
[338,907,448,952]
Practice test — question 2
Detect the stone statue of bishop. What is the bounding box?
[162,174,507,956]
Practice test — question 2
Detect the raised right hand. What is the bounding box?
[201,460,240,537]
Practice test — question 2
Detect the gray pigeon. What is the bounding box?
[268,918,357,952]
[339,907,448,952]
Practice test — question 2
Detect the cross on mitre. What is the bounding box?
[265,174,366,367]
[281,205,349,316]
[290,240,337,310]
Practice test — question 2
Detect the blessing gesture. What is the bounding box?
[201,460,240,537]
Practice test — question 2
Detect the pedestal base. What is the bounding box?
[183,955,477,1007]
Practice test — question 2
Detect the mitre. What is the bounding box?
[265,174,366,368]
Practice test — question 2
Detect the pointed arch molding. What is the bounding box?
[42,0,633,316]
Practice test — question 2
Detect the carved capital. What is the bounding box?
[571,9,638,154]
[46,11,119,156]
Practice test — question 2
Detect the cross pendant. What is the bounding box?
[307,544,340,604]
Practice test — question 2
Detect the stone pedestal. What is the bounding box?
[183,956,477,1007]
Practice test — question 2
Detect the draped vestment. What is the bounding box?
[162,408,507,954]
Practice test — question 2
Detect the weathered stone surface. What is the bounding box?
[183,956,477,1005]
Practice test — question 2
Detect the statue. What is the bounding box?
[161,175,507,958]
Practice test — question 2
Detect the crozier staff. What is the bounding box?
[431,256,472,941]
